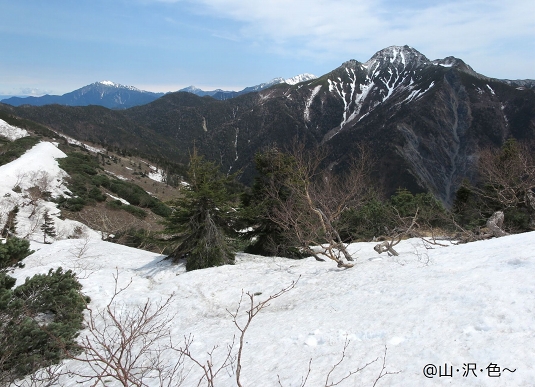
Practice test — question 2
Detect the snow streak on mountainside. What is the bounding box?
[304,85,322,122]
[317,46,439,140]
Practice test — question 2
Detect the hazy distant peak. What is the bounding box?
[181,86,203,93]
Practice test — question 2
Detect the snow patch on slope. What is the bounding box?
[60,134,104,153]
[0,142,68,197]
[0,142,99,241]
[400,81,435,104]
[0,119,29,140]
[106,193,130,205]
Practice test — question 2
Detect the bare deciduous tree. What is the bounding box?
[72,204,138,240]
[228,278,300,387]
[476,140,535,226]
[11,364,64,387]
[276,340,399,387]
[64,272,185,387]
[177,334,236,387]
[64,237,102,279]
[263,145,372,267]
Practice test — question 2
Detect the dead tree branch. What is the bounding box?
[372,346,401,387]
[64,271,185,387]
[374,208,419,256]
[228,277,300,387]
[324,338,377,387]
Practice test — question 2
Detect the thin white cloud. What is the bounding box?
[176,0,535,77]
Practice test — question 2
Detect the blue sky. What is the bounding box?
[1,0,534,96]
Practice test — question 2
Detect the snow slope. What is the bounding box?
[9,233,535,386]
[0,139,98,241]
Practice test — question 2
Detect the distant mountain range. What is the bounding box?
[1,81,165,109]
[179,74,317,100]
[1,74,318,109]
[2,45,534,205]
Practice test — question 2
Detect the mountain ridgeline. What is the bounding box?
[1,74,319,108]
[2,46,534,205]
[1,81,166,109]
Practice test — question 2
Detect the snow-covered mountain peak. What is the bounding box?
[98,80,116,87]
[181,86,203,93]
[365,45,429,72]
[267,77,285,85]
[320,46,439,141]
[263,74,318,87]
[284,73,317,85]
[92,81,142,92]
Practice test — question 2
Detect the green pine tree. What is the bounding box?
[241,147,306,258]
[40,210,57,244]
[165,149,237,271]
[0,236,32,270]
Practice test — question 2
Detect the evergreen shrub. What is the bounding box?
[0,237,33,270]
[0,268,88,383]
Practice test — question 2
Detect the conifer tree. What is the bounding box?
[241,147,305,258]
[40,210,57,244]
[165,149,237,271]
[0,236,32,270]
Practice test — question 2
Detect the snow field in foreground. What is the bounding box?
[9,233,535,386]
